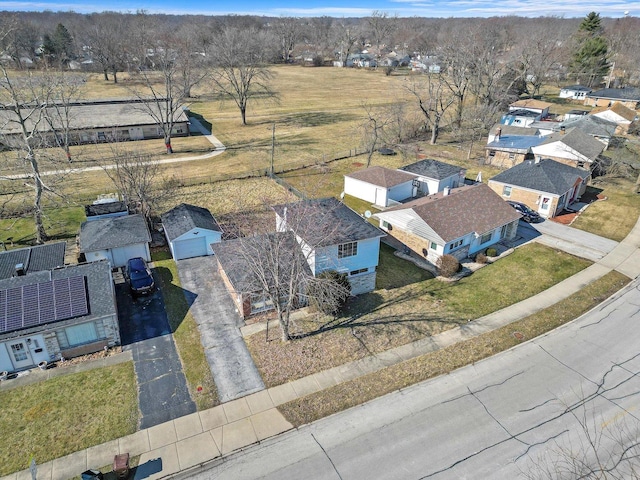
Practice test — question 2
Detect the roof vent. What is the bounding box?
[443,186,450,196]
[14,263,25,276]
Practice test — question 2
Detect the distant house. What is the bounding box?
[488,124,540,143]
[563,109,590,121]
[591,103,637,134]
[344,166,417,207]
[0,242,66,280]
[79,214,151,268]
[273,197,385,295]
[0,98,190,148]
[509,99,553,118]
[584,88,640,109]
[500,109,541,127]
[0,260,119,372]
[559,85,592,100]
[398,159,466,195]
[531,128,605,170]
[374,184,520,264]
[488,159,590,219]
[162,203,223,260]
[484,135,545,168]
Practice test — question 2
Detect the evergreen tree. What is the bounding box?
[570,12,609,87]
[42,23,74,66]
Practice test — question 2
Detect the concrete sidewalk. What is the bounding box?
[5,220,640,480]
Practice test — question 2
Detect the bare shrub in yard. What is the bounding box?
[475,252,488,264]
[307,270,351,315]
[437,254,460,277]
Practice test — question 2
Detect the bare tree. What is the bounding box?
[365,11,397,66]
[272,16,302,63]
[208,25,277,126]
[360,101,394,167]
[0,15,39,69]
[331,19,361,67]
[83,13,130,83]
[406,73,455,145]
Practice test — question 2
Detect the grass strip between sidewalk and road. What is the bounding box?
[152,251,219,410]
[278,270,630,428]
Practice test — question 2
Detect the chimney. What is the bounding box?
[560,125,566,135]
[495,127,501,141]
[443,186,450,196]
[14,263,25,276]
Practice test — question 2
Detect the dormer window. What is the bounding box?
[338,241,358,258]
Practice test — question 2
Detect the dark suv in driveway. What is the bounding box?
[125,257,155,295]
[507,200,542,223]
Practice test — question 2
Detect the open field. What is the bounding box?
[0,362,137,476]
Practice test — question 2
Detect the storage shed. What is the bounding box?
[161,203,223,260]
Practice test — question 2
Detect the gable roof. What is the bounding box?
[398,159,464,180]
[561,85,592,92]
[534,127,605,161]
[587,87,640,102]
[509,99,553,110]
[485,135,545,153]
[161,203,222,242]
[505,109,540,118]
[345,166,416,188]
[489,159,590,196]
[561,115,617,138]
[377,184,520,243]
[490,124,540,137]
[0,242,66,280]
[272,197,384,247]
[591,102,637,122]
[79,214,151,253]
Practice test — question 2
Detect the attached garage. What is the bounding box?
[162,203,223,260]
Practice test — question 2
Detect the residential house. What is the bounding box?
[531,127,605,170]
[487,124,540,143]
[344,166,417,207]
[508,99,553,118]
[162,203,223,260]
[563,110,589,121]
[484,135,545,168]
[84,200,128,222]
[591,103,637,134]
[584,87,640,109]
[559,85,592,100]
[0,98,190,148]
[211,232,311,318]
[0,260,119,372]
[397,159,466,195]
[79,214,151,268]
[0,243,66,280]
[488,158,590,219]
[561,116,617,148]
[273,197,385,295]
[500,109,542,127]
[374,184,520,264]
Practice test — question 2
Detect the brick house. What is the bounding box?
[484,135,545,168]
[584,87,640,109]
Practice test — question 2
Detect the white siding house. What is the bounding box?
[162,204,223,260]
[344,166,417,207]
[559,85,592,100]
[398,159,466,195]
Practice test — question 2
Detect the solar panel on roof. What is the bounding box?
[0,276,89,334]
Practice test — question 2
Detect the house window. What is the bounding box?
[503,186,512,197]
[382,221,392,231]
[449,239,463,251]
[350,268,368,276]
[250,293,274,313]
[430,241,438,250]
[489,150,496,158]
[508,153,516,160]
[513,119,521,124]
[480,232,492,244]
[65,322,98,347]
[338,242,358,258]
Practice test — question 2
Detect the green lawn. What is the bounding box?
[0,362,137,476]
[0,206,86,246]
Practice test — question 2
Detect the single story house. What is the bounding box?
[211,232,311,318]
[591,103,637,134]
[0,242,66,280]
[563,110,589,121]
[0,260,119,372]
[398,158,466,195]
[559,85,592,100]
[0,98,190,148]
[508,99,553,118]
[374,184,520,264]
[84,200,128,222]
[273,197,385,295]
[488,158,590,219]
[484,135,545,168]
[79,214,151,268]
[560,116,617,147]
[584,88,640,109]
[531,127,605,170]
[162,203,222,260]
[500,109,541,127]
[344,166,417,207]
[487,124,540,143]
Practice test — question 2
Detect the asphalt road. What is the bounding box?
[188,280,640,479]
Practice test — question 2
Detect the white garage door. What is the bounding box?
[111,244,149,268]
[173,236,208,260]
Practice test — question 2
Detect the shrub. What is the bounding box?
[307,270,351,315]
[475,252,488,264]
[486,247,498,257]
[312,55,324,67]
[437,254,460,278]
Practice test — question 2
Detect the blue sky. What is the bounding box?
[1,0,639,17]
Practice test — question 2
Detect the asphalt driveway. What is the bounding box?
[116,273,196,429]
[176,256,265,403]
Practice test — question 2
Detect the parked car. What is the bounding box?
[125,257,154,295]
[507,200,542,223]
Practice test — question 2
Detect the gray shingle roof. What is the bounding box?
[0,242,66,280]
[561,116,617,138]
[562,85,592,92]
[381,184,521,242]
[79,214,151,252]
[485,135,545,152]
[399,159,464,180]
[588,87,640,101]
[489,124,539,136]
[161,203,222,242]
[345,166,416,188]
[85,201,128,218]
[489,159,590,196]
[536,127,605,161]
[272,197,384,247]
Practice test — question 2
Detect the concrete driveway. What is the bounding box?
[176,256,265,403]
[519,220,619,261]
[116,274,196,429]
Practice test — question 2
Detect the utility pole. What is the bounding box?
[270,123,275,176]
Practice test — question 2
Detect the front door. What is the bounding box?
[538,196,552,216]
[8,340,33,369]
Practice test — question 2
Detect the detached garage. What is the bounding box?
[162,203,223,260]
[79,214,151,268]
[344,166,417,207]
